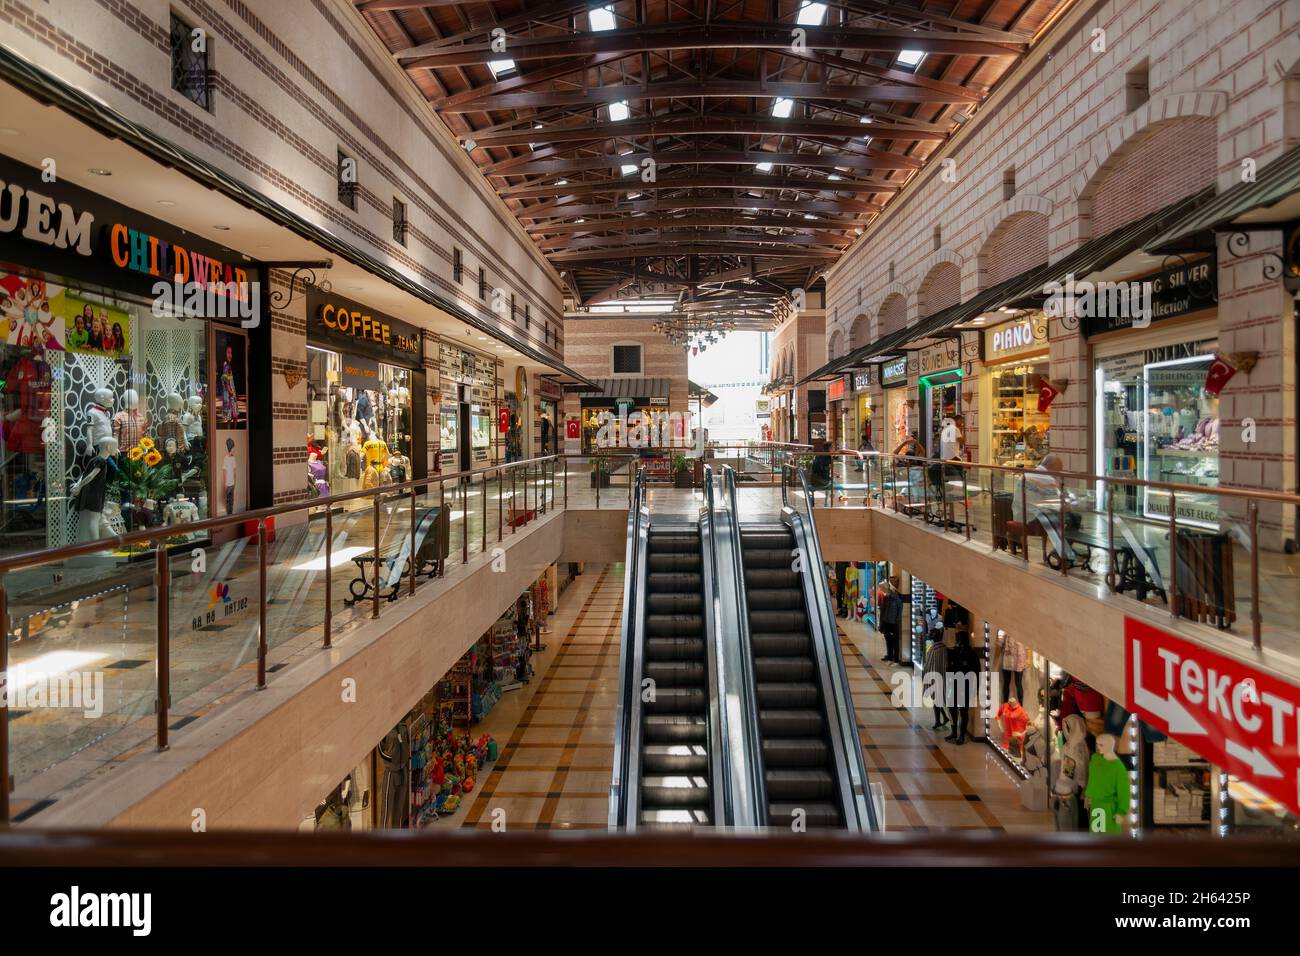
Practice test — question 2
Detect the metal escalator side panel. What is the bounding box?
[782,505,878,832]
[720,466,770,828]
[698,471,729,827]
[609,470,650,829]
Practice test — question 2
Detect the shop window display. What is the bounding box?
[307,346,413,499]
[0,271,210,561]
[988,363,1050,467]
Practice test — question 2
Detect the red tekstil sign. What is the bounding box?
[1125,617,1300,817]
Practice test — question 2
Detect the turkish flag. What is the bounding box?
[1204,355,1238,396]
[1036,377,1059,413]
[498,408,510,433]
[566,418,580,440]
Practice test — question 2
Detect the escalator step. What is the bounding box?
[647,533,700,554]
[759,709,825,737]
[768,802,841,828]
[645,637,705,661]
[756,681,821,708]
[642,775,711,807]
[646,686,707,713]
[748,609,810,633]
[742,531,794,550]
[739,548,795,569]
[750,632,812,657]
[647,572,702,594]
[646,613,704,637]
[643,714,708,743]
[765,768,835,800]
[642,743,710,773]
[744,568,800,589]
[762,737,829,768]
[646,591,703,615]
[644,660,706,687]
[754,656,815,682]
[648,553,701,573]
[639,808,712,828]
[747,589,804,611]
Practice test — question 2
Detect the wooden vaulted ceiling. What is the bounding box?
[356,0,1073,327]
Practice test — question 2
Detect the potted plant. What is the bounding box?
[115,437,178,530]
[672,454,692,489]
[589,456,611,488]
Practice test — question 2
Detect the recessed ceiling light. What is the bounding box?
[609,100,630,122]
[589,5,616,31]
[771,97,794,119]
[897,49,926,69]
[487,59,516,78]
[157,200,176,207]
[87,168,112,176]
[755,162,773,172]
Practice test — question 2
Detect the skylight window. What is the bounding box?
[487,59,516,77]
[897,49,926,69]
[609,100,630,122]
[771,97,794,119]
[588,5,616,31]
[621,163,638,176]
[556,179,568,185]
[828,174,841,181]
[755,161,773,172]
[795,2,827,25]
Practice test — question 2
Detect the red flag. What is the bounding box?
[1204,355,1238,396]
[566,418,580,440]
[498,408,510,433]
[1036,377,1059,413]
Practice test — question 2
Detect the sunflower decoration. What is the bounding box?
[144,449,163,467]
[115,436,178,512]
[128,446,145,462]
[139,437,155,451]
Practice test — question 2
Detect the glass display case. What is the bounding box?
[439,409,459,452]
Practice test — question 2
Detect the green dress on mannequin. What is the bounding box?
[1084,733,1130,834]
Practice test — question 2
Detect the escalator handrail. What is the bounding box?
[720,465,770,826]
[698,465,731,827]
[609,465,650,829]
[783,467,878,832]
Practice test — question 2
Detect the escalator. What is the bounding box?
[638,524,713,826]
[741,524,842,828]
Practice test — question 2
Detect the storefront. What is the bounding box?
[535,375,561,457]
[852,371,872,450]
[578,379,672,452]
[0,152,265,579]
[918,340,962,459]
[826,375,848,449]
[435,339,498,472]
[1087,256,1219,527]
[880,356,910,453]
[980,312,1051,468]
[305,288,425,497]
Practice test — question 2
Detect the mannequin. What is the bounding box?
[939,416,962,460]
[86,387,115,449]
[157,392,188,453]
[307,451,329,497]
[1084,732,1129,834]
[996,696,1031,756]
[182,394,204,440]
[387,451,409,484]
[362,458,382,491]
[344,421,363,481]
[1052,713,1091,832]
[71,436,119,542]
[163,491,199,527]
[111,388,148,448]
[996,632,1028,704]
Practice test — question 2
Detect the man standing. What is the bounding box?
[879,579,905,664]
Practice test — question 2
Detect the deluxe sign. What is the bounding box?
[985,313,1048,360]
[1126,617,1300,818]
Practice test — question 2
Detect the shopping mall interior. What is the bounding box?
[0,0,1298,912]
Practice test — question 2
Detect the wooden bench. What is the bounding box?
[346,506,450,606]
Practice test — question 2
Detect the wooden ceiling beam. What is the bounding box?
[500,172,902,199]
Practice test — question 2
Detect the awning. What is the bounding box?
[688,379,719,407]
[576,377,671,401]
[1147,144,1300,252]
[800,188,1216,386]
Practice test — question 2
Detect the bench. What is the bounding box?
[346,506,450,606]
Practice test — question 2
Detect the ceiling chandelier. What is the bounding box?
[651,314,738,354]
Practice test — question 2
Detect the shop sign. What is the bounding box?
[826,377,847,402]
[985,313,1048,360]
[852,371,871,391]
[340,355,380,391]
[535,375,561,400]
[1126,618,1300,819]
[880,356,908,387]
[307,288,420,362]
[0,153,260,312]
[1083,254,1217,337]
[918,340,959,375]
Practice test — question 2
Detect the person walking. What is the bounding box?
[944,630,980,745]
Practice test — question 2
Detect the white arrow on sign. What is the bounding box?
[1225,739,1283,779]
[1132,639,1206,736]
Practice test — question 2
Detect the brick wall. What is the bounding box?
[985,213,1049,286]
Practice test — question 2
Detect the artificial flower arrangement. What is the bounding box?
[114,436,179,534]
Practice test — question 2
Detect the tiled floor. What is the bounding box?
[450,559,1053,834]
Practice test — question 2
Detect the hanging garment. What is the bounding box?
[345,445,362,479]
[5,355,52,453]
[1053,713,1091,797]
[362,463,381,490]
[363,437,389,469]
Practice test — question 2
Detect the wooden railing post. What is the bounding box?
[324,507,333,647]
[372,495,382,620]
[258,520,269,685]
[156,545,171,747]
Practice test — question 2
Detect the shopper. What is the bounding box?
[878,579,904,664]
[922,633,949,731]
[944,630,980,745]
[808,440,834,505]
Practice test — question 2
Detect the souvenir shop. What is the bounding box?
[0,152,265,588]
[917,340,963,460]
[1088,256,1219,527]
[370,567,557,827]
[880,356,910,453]
[301,759,374,831]
[979,311,1050,469]
[435,338,498,473]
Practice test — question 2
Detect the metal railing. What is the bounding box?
[608,464,648,829]
[785,449,1300,654]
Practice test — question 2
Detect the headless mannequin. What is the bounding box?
[71,436,119,542]
[1084,732,1129,834]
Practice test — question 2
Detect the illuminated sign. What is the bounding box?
[307,288,420,362]
[985,313,1049,360]
[880,356,908,387]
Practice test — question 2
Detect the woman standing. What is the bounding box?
[944,630,980,745]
